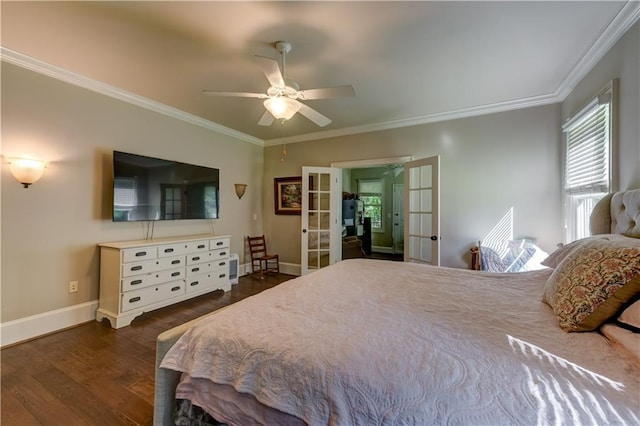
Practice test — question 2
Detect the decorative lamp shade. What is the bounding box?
[263,97,301,120]
[8,158,46,188]
[234,183,247,199]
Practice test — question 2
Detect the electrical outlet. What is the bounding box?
[69,280,79,293]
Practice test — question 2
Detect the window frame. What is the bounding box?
[358,178,384,232]
[562,80,617,243]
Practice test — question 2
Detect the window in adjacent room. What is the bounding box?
[161,184,183,220]
[358,179,383,231]
[113,177,136,221]
[562,80,617,243]
[204,185,219,219]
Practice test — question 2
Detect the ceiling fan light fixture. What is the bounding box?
[264,97,300,121]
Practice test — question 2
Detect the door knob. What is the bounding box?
[302,229,307,233]
[430,235,438,241]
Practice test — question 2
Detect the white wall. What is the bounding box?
[1,63,263,325]
[263,104,563,269]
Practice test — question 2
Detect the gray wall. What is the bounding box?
[264,104,563,269]
[1,64,264,322]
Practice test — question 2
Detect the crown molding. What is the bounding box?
[263,92,559,146]
[3,0,638,148]
[0,47,264,147]
[555,0,640,100]
[264,0,640,146]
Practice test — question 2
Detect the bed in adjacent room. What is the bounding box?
[155,189,640,425]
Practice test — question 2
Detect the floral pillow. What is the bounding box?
[541,234,628,269]
[542,237,640,332]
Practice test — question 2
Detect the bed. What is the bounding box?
[155,189,640,425]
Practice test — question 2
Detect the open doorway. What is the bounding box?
[332,157,411,262]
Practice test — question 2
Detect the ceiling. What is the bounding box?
[1,1,637,145]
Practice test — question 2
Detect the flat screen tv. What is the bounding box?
[112,151,219,222]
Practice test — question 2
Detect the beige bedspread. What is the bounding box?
[160,259,640,425]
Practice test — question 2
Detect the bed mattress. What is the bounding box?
[161,259,640,425]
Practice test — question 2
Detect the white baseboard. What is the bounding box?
[239,262,301,277]
[1,300,99,347]
[279,262,301,276]
[1,264,301,347]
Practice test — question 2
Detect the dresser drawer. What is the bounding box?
[121,280,185,312]
[186,262,215,277]
[122,256,184,278]
[186,272,216,294]
[121,266,184,292]
[210,237,230,250]
[185,240,210,253]
[211,247,230,261]
[212,258,229,270]
[211,266,229,286]
[186,251,213,266]
[157,239,207,258]
[122,247,157,263]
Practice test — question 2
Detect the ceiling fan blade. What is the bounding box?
[257,110,275,127]
[254,55,285,88]
[202,90,267,98]
[298,85,355,100]
[296,101,332,127]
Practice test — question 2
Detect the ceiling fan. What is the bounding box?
[203,41,355,127]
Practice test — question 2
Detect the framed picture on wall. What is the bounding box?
[274,176,302,215]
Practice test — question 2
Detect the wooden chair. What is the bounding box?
[247,235,280,278]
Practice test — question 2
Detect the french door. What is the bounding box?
[404,156,440,265]
[301,167,342,275]
[392,183,405,254]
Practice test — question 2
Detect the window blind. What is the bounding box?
[358,180,383,194]
[564,102,610,194]
[114,178,136,207]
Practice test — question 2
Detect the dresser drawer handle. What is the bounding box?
[190,281,199,287]
[192,256,200,261]
[219,261,226,266]
[216,241,223,246]
[131,266,143,271]
[220,251,227,256]
[171,259,181,265]
[171,271,181,277]
[164,248,174,253]
[131,279,142,286]
[198,244,206,249]
[219,273,227,278]
[135,251,147,257]
[192,267,200,273]
[129,296,141,303]
[171,286,181,292]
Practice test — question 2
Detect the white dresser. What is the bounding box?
[97,234,231,328]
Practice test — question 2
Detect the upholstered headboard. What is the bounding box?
[590,189,640,237]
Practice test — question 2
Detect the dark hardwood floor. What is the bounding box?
[366,252,404,261]
[1,273,293,426]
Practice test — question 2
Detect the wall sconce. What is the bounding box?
[234,183,247,199]
[8,158,47,188]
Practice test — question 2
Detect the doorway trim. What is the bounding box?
[331,156,413,260]
[331,156,413,169]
